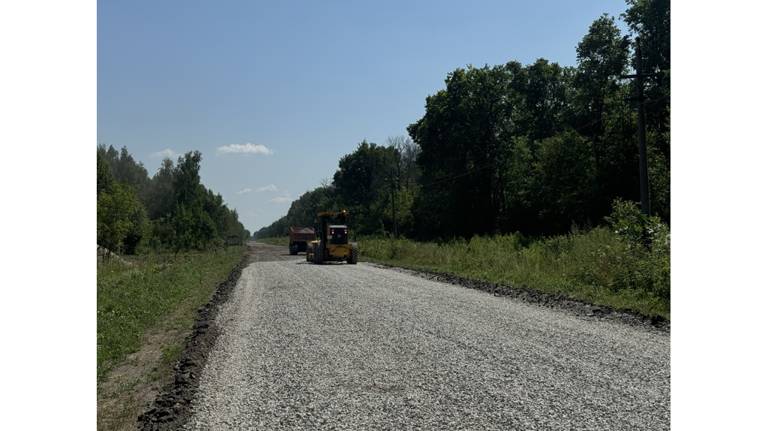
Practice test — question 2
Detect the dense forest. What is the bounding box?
[256,0,669,240]
[97,145,250,254]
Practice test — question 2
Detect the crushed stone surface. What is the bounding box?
[185,256,669,430]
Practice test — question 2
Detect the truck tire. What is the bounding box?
[313,244,323,264]
[289,243,298,255]
[347,244,358,264]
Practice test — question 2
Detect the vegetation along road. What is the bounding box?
[179,242,669,430]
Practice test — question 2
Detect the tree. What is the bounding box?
[287,186,339,230]
[146,158,175,219]
[173,151,204,207]
[623,0,670,156]
[97,144,150,200]
[533,131,597,232]
[386,136,421,189]
[572,15,632,220]
[519,59,571,141]
[97,145,249,252]
[332,141,399,235]
[97,151,114,195]
[257,0,670,239]
[573,14,630,140]
[409,65,518,238]
[167,151,223,250]
[623,0,670,221]
[384,136,421,237]
[97,181,147,255]
[97,149,149,255]
[498,137,536,233]
[623,0,670,79]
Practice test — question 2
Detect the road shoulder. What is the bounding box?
[362,261,669,332]
[135,254,249,431]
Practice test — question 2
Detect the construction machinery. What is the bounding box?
[288,226,315,255]
[306,210,358,264]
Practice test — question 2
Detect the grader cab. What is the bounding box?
[306,210,359,264]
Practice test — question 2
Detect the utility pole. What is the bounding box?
[635,41,651,216]
[390,176,398,239]
[623,37,651,215]
[387,150,401,239]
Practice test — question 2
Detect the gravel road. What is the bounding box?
[185,244,669,430]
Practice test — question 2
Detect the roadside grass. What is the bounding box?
[97,246,245,431]
[97,246,245,380]
[358,227,670,319]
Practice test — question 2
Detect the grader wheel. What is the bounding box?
[347,244,359,265]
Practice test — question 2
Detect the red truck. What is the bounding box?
[288,226,316,255]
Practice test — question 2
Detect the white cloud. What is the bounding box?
[269,196,292,204]
[217,143,273,155]
[236,184,278,195]
[256,184,278,192]
[151,148,177,159]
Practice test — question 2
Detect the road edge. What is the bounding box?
[137,253,250,430]
[364,261,670,333]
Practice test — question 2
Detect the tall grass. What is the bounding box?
[359,227,669,318]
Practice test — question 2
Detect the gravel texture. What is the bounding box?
[184,245,669,430]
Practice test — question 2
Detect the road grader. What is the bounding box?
[306,210,359,264]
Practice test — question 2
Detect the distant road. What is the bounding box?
[185,242,669,430]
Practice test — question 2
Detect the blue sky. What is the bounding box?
[98,0,629,232]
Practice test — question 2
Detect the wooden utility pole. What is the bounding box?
[390,176,398,239]
[624,37,652,215]
[635,42,651,216]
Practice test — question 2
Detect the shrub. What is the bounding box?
[605,198,664,247]
[604,198,670,298]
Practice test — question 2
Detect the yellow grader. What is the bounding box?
[306,210,359,264]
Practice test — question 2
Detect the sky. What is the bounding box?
[98,0,629,232]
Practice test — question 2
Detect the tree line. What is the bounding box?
[97,145,250,254]
[256,136,421,238]
[256,0,669,241]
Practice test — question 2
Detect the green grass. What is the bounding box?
[97,246,245,380]
[358,228,670,319]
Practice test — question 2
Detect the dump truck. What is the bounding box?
[288,226,316,255]
[306,210,358,264]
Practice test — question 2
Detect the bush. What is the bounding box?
[605,198,661,246]
[604,198,670,298]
